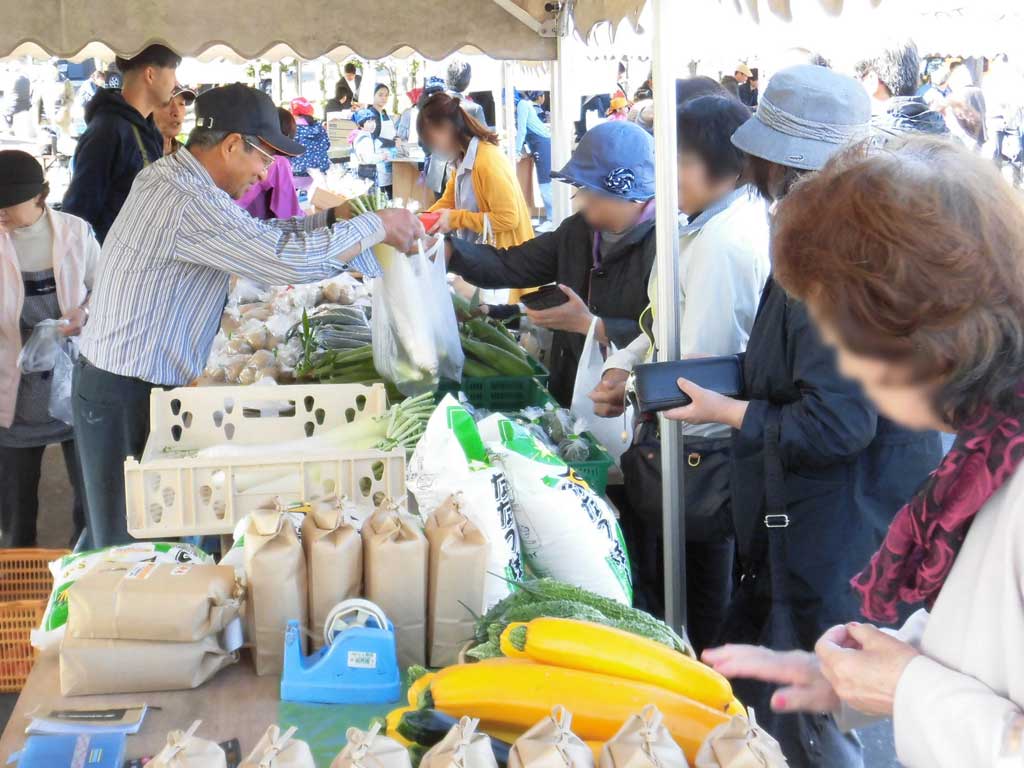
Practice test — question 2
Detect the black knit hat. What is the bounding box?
[0,150,45,208]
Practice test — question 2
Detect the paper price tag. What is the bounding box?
[347,651,377,669]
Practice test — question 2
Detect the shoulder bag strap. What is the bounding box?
[130,124,152,167]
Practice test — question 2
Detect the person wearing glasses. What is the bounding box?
[73,84,423,547]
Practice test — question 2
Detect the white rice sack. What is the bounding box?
[408,395,523,609]
[32,542,213,654]
[477,414,633,605]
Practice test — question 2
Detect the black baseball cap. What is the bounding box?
[194,83,305,157]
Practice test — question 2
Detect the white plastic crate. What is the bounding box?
[125,383,405,539]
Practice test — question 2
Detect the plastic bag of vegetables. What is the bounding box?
[478,414,632,605]
[371,240,460,396]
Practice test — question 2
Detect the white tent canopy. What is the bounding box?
[0,0,557,61]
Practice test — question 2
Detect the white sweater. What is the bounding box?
[604,186,770,439]
[845,463,1024,766]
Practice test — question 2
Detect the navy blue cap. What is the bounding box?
[552,121,655,201]
[353,108,376,127]
[194,83,305,157]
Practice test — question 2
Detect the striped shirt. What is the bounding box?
[80,147,384,386]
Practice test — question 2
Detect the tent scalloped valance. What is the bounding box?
[0,0,557,61]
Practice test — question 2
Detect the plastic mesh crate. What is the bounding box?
[0,600,46,692]
[437,356,550,412]
[445,378,615,496]
[0,548,67,691]
[125,383,406,539]
[0,548,68,602]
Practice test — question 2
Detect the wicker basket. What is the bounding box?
[0,548,69,691]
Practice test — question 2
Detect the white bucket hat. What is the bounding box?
[731,64,871,171]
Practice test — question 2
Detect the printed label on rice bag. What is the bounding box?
[125,563,157,580]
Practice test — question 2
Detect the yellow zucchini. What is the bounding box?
[385,706,416,747]
[429,659,728,763]
[502,618,733,711]
[726,698,746,718]
[408,672,437,707]
[499,622,529,658]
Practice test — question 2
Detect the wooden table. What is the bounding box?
[0,654,391,764]
[0,656,277,760]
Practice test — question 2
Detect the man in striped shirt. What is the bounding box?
[73,84,422,546]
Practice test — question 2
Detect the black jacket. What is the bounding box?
[448,212,657,405]
[62,88,163,244]
[731,278,942,638]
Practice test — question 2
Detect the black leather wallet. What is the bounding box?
[627,355,744,413]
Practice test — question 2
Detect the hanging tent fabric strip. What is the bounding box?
[0,0,556,61]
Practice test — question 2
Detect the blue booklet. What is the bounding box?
[14,732,126,767]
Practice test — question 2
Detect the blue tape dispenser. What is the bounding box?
[281,598,401,705]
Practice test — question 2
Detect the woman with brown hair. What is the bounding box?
[418,91,533,250]
[702,134,1024,767]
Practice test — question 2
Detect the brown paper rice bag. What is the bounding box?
[303,498,362,651]
[240,725,315,768]
[331,723,413,768]
[510,706,595,768]
[425,497,488,667]
[149,720,228,768]
[363,502,428,668]
[59,633,236,696]
[68,562,241,642]
[245,509,308,676]
[421,716,499,768]
[694,710,788,768]
[599,706,687,768]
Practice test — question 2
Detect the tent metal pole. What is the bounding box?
[550,32,576,224]
[651,0,686,632]
[503,61,518,166]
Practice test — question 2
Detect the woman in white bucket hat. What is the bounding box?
[667,65,944,767]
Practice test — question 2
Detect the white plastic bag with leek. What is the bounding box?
[372,239,463,397]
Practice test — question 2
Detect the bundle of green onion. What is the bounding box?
[375,392,435,454]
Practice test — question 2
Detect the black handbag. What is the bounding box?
[620,422,734,545]
[627,356,744,414]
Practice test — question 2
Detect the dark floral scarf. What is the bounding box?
[853,388,1024,623]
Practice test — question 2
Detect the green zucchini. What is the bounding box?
[398,710,512,767]
[465,319,528,361]
[460,336,534,376]
[463,358,500,378]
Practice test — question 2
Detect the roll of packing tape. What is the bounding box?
[323,598,391,647]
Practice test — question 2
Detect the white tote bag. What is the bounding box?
[570,317,633,464]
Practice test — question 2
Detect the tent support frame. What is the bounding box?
[651,0,687,633]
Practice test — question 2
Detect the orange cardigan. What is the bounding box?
[430,140,535,249]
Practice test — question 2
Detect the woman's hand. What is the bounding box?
[59,306,88,337]
[702,644,841,714]
[428,209,455,235]
[664,377,748,428]
[589,368,629,417]
[525,285,598,337]
[815,622,920,718]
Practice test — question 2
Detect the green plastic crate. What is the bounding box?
[441,377,615,496]
[436,355,550,412]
